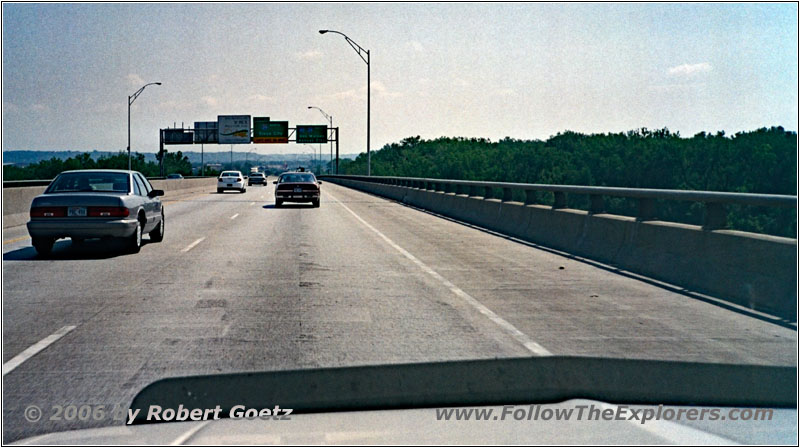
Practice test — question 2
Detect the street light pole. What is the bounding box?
[127,82,161,171]
[319,29,371,176]
[308,106,333,174]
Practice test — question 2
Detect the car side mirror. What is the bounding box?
[317,181,323,185]
[273,181,278,184]
[148,189,165,198]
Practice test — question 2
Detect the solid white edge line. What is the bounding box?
[3,325,77,376]
[181,237,206,253]
[326,190,552,357]
[230,213,239,220]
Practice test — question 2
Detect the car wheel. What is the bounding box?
[241,188,246,193]
[149,211,165,242]
[71,237,85,246]
[127,220,142,253]
[275,200,283,208]
[312,199,320,208]
[32,237,54,255]
[217,188,223,194]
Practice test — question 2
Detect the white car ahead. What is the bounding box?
[217,171,246,194]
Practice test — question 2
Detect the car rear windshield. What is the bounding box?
[221,172,240,177]
[46,172,130,193]
[280,174,316,183]
[252,173,264,177]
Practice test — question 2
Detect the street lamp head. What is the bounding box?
[318,30,328,34]
[308,106,313,109]
[155,82,162,85]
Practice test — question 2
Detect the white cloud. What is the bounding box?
[453,77,470,87]
[4,102,20,113]
[201,96,218,107]
[247,94,275,103]
[371,81,402,98]
[31,104,50,113]
[296,50,323,61]
[496,88,515,96]
[668,62,712,76]
[126,73,145,87]
[407,40,425,52]
[324,81,402,101]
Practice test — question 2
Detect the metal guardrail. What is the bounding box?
[2,176,217,189]
[320,175,798,230]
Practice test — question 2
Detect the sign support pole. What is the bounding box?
[335,127,340,174]
[158,129,165,177]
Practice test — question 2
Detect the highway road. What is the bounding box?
[2,179,796,442]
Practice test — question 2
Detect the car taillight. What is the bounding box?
[88,207,130,217]
[30,207,66,217]
[236,178,242,182]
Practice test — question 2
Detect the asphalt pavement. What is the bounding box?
[2,179,796,442]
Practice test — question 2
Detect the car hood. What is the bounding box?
[14,399,797,445]
[14,356,797,444]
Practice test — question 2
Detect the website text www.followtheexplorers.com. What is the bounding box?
[434,404,774,424]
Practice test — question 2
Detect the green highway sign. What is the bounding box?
[296,125,328,143]
[253,118,288,144]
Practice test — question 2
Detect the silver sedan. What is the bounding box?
[27,169,165,255]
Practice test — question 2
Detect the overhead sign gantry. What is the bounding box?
[158,115,340,176]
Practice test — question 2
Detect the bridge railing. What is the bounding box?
[320,175,797,231]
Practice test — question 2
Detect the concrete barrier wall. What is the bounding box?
[329,178,798,321]
[2,178,218,229]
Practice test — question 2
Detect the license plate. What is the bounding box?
[227,184,233,187]
[294,187,303,193]
[68,206,87,217]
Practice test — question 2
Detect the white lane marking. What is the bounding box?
[170,421,210,445]
[181,237,206,253]
[3,325,77,376]
[249,202,255,206]
[230,213,239,220]
[327,190,551,356]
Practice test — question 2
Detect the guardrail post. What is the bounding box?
[704,203,727,230]
[442,183,451,193]
[589,195,604,214]
[553,192,566,209]
[469,185,480,197]
[502,187,513,202]
[484,187,494,199]
[525,190,536,205]
[637,198,657,221]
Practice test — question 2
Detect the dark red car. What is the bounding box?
[273,172,322,208]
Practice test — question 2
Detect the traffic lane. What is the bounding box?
[322,182,796,366]
[2,186,269,362]
[3,181,532,442]
[2,185,274,442]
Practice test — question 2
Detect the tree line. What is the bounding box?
[3,151,195,180]
[339,127,796,237]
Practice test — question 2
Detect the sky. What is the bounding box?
[2,3,798,157]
